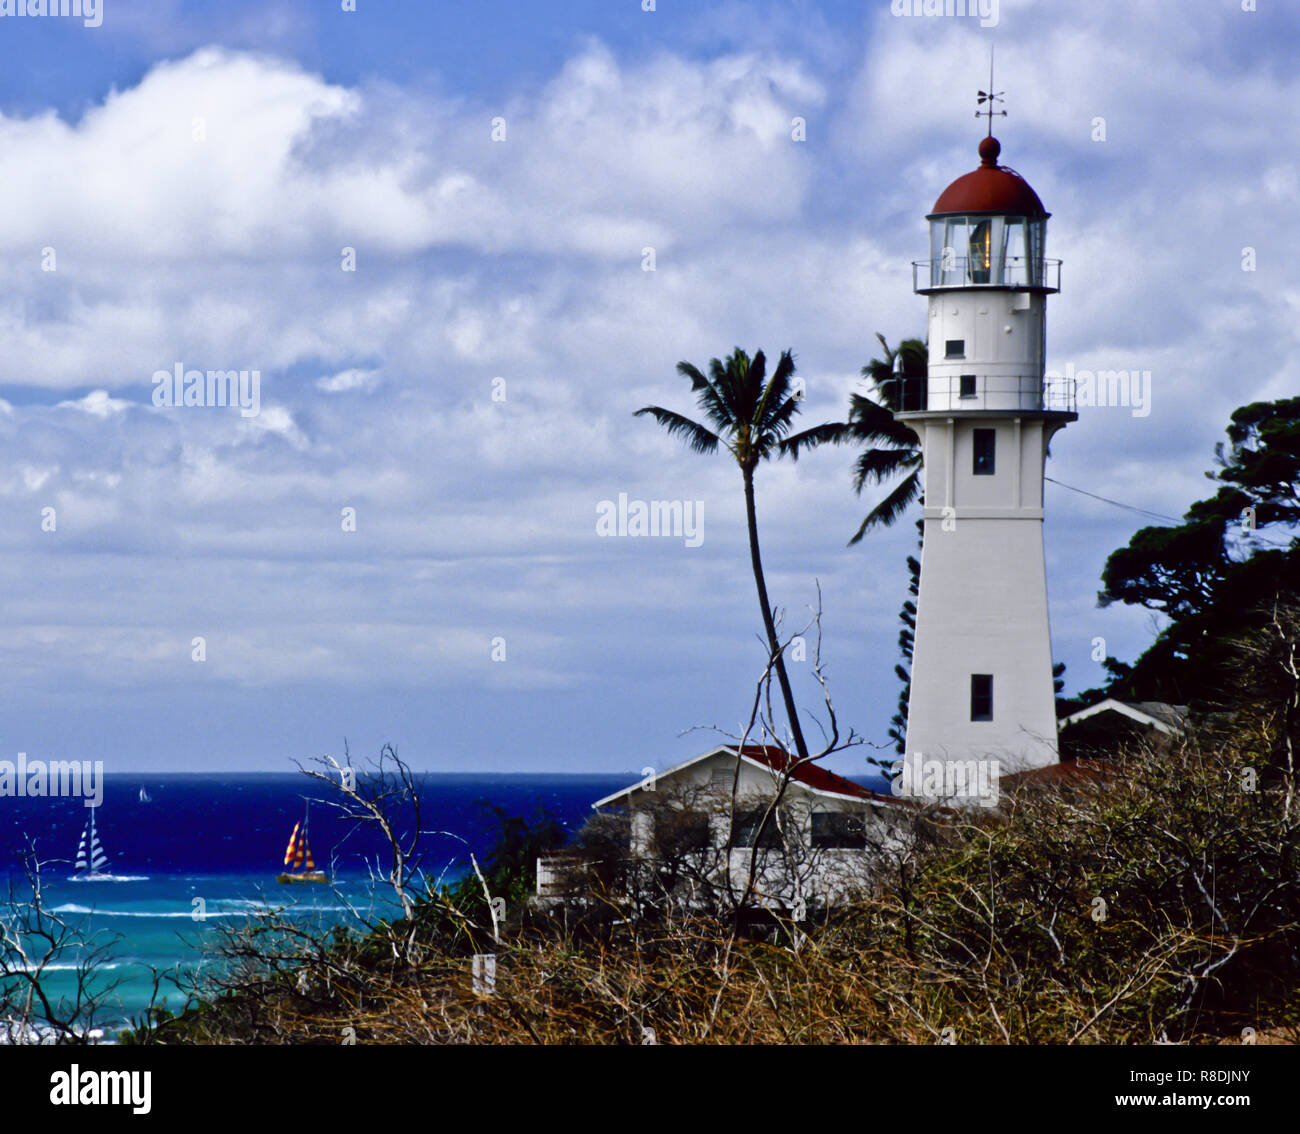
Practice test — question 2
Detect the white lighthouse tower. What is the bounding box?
[897,127,1075,791]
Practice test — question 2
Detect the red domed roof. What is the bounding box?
[929,136,1047,218]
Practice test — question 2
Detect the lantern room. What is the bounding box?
[899,134,1071,415]
[915,136,1059,294]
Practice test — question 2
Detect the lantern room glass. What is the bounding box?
[928,215,1046,287]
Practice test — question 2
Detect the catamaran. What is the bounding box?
[277,803,329,884]
[73,806,111,881]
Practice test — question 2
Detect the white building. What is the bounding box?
[898,133,1075,785]
[538,745,922,908]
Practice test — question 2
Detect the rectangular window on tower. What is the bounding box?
[945,339,965,359]
[959,374,977,399]
[971,674,993,722]
[973,428,996,475]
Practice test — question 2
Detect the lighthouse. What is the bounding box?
[897,127,1075,792]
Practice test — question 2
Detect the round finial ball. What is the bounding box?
[978,136,1001,165]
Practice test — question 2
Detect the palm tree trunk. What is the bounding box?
[743,469,810,761]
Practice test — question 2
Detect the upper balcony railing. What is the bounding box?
[886,375,1077,415]
[912,256,1062,293]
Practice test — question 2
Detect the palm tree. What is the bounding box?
[635,348,842,763]
[780,333,925,757]
[845,334,926,544]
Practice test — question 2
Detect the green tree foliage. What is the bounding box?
[447,804,568,917]
[887,521,921,756]
[845,334,926,543]
[1217,396,1300,529]
[1097,397,1300,705]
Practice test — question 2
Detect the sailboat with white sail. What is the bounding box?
[72,806,111,881]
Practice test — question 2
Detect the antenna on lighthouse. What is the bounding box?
[976,47,1006,136]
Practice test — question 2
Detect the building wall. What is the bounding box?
[613,751,911,904]
[926,290,1046,410]
[903,417,1064,777]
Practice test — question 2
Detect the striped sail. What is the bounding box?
[75,809,108,875]
[280,808,321,877]
[300,822,315,870]
[283,821,301,867]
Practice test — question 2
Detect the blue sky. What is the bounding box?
[0,0,1296,774]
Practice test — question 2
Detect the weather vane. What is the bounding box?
[976,47,1006,137]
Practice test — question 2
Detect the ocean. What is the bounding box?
[1,772,632,1039]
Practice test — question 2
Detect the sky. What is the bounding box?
[0,0,1296,775]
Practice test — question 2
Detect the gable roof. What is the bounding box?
[1059,698,1188,735]
[593,745,905,810]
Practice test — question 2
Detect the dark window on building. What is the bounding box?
[655,809,711,853]
[945,339,965,359]
[732,807,782,849]
[973,428,996,475]
[959,374,977,398]
[589,810,631,851]
[811,811,866,849]
[971,674,993,721]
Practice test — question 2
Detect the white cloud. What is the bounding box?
[56,389,130,417]
[316,368,380,394]
[237,404,308,450]
[0,22,1295,770]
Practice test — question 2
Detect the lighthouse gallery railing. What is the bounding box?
[885,375,1077,414]
[912,256,1062,292]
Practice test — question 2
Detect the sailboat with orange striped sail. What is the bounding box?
[276,802,329,884]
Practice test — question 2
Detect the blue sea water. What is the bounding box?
[0,772,630,1038]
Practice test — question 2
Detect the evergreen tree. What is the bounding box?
[1094,397,1300,705]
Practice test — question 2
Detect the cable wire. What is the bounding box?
[1044,477,1181,523]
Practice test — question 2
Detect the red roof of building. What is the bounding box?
[729,745,903,805]
[930,136,1047,218]
[1000,758,1108,791]
[591,744,930,813]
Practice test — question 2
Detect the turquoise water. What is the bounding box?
[31,872,404,1039]
[2,772,632,1039]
